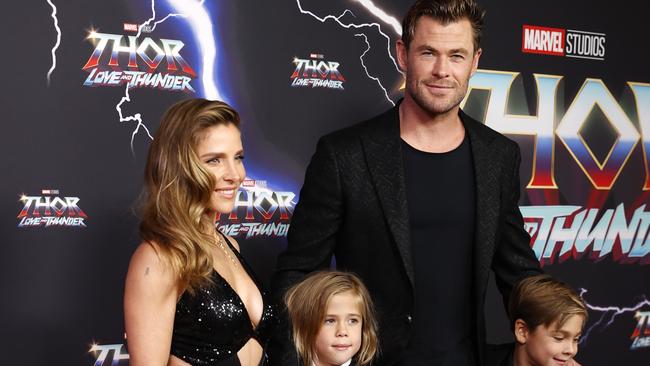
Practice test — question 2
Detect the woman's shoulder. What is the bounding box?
[129,241,164,270]
[126,241,179,294]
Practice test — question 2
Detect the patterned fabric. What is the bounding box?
[171,234,277,366]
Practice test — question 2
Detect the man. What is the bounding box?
[273,1,541,365]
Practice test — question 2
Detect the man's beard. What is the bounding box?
[406,72,467,116]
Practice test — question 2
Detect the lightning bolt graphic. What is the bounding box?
[579,289,650,345]
[167,0,222,101]
[353,0,402,36]
[114,0,159,154]
[355,33,395,106]
[296,0,403,102]
[46,0,61,86]
[115,0,219,154]
[115,86,154,153]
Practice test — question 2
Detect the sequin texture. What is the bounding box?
[170,235,277,366]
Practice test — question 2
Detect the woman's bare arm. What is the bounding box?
[124,242,179,366]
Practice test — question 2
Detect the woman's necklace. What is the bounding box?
[214,231,238,267]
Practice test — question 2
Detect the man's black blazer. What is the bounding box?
[272,104,541,365]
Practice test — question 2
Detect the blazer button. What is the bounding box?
[406,314,412,324]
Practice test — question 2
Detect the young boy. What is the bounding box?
[487,274,588,366]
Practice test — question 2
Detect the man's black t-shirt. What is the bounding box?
[400,134,477,366]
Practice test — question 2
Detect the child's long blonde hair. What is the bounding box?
[284,271,379,366]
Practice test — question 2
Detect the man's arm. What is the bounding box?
[492,143,543,306]
[269,136,344,366]
[272,135,344,294]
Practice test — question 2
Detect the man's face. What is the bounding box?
[519,315,584,366]
[397,16,481,116]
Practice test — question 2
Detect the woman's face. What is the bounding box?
[195,123,245,214]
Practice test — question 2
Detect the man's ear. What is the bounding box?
[514,319,529,344]
[470,47,482,76]
[396,39,408,72]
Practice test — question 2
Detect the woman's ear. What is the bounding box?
[514,319,529,344]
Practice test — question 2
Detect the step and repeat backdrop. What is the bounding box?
[2,0,649,364]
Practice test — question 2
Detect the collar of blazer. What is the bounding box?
[359,101,500,289]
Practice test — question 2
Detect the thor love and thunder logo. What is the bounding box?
[17,189,87,228]
[631,310,650,350]
[290,53,346,90]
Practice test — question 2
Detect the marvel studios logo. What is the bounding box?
[522,24,605,60]
[241,179,267,188]
[123,23,153,33]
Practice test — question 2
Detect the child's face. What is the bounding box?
[519,314,584,366]
[314,291,363,366]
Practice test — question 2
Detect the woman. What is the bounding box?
[124,99,276,366]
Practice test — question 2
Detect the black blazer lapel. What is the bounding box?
[462,111,500,293]
[359,106,415,288]
[357,108,500,292]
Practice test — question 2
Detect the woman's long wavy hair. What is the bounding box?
[139,98,241,294]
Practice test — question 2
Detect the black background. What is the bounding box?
[1,0,649,364]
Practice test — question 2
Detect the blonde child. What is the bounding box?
[284,271,379,366]
[488,274,588,366]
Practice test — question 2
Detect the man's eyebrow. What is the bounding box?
[415,44,436,52]
[449,47,470,55]
[413,45,470,55]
